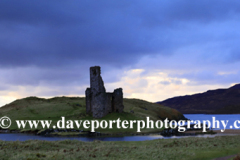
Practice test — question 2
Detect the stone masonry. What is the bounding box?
[85,66,124,118]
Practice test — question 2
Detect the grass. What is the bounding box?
[0,135,240,159]
[0,96,239,160]
[0,96,185,134]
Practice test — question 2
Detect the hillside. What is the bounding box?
[158,84,240,114]
[0,97,185,133]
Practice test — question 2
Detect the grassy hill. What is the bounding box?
[0,96,185,134]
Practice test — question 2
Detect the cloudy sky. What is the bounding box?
[0,0,240,106]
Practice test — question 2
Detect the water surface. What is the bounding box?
[184,114,240,130]
[0,133,227,141]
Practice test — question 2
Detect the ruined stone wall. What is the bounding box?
[85,88,92,114]
[106,93,113,113]
[91,92,109,118]
[113,88,124,113]
[85,66,124,118]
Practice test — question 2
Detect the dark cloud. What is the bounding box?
[0,0,240,99]
[0,0,79,26]
[0,67,89,87]
[1,0,240,68]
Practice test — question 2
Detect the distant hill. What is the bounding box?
[0,97,185,131]
[158,84,240,114]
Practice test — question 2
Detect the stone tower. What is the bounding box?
[85,66,124,118]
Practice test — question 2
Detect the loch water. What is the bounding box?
[184,114,240,130]
[0,133,230,142]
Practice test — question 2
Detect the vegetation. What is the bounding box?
[0,97,239,160]
[0,96,185,134]
[159,83,240,114]
[0,135,240,159]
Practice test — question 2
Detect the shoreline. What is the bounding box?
[185,129,240,135]
[211,129,240,134]
[1,129,240,137]
[1,127,240,138]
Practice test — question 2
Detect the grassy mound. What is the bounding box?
[0,96,185,133]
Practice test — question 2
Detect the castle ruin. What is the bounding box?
[85,66,124,118]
